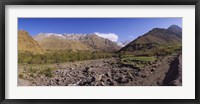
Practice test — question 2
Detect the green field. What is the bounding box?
[120,55,157,69]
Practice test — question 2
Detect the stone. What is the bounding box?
[87,76,95,82]
[107,79,114,85]
[85,66,89,70]
[97,75,102,81]
[141,74,147,78]
[117,76,128,83]
[101,81,106,86]
[105,72,111,77]
[151,68,155,72]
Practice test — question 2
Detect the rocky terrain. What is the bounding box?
[18,54,182,86]
[18,25,182,86]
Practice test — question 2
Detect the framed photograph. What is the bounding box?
[1,0,199,103]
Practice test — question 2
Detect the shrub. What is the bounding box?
[43,68,53,78]
[18,50,115,64]
[19,73,23,79]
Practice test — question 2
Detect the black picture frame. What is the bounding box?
[0,0,199,104]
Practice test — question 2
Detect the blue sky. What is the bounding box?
[18,18,182,42]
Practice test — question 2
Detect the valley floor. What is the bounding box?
[18,54,182,86]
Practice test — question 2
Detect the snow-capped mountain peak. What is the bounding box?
[116,40,131,47]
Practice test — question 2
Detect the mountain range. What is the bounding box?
[33,33,121,52]
[33,33,92,51]
[117,40,131,47]
[120,25,182,51]
[18,25,182,53]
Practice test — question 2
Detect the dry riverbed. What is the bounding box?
[18,54,182,86]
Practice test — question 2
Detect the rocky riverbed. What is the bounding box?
[18,54,182,86]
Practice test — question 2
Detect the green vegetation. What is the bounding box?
[19,66,55,78]
[38,68,54,78]
[120,44,181,57]
[18,43,181,72]
[154,44,181,56]
[121,56,156,62]
[18,50,115,64]
[19,73,24,79]
[120,55,157,69]
[119,44,181,69]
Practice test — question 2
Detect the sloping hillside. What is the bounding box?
[34,34,92,51]
[79,34,121,52]
[18,30,44,54]
[120,25,182,51]
[34,33,121,52]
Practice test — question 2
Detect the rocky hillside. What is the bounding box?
[34,33,120,52]
[79,34,121,52]
[18,30,44,54]
[34,34,92,51]
[167,25,182,38]
[120,25,182,51]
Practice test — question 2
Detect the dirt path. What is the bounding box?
[140,54,181,86]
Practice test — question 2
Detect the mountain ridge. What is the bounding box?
[120,25,182,52]
[33,33,121,52]
[18,30,44,54]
